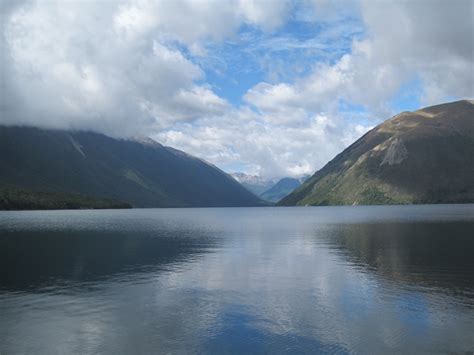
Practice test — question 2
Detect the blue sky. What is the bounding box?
[201,14,365,107]
[1,0,473,178]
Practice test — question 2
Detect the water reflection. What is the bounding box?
[324,222,474,299]
[1,206,474,353]
[0,229,217,292]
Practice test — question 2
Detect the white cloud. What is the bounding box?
[1,0,293,135]
[244,55,353,121]
[1,0,236,136]
[113,0,292,45]
[244,0,474,124]
[114,0,240,45]
[155,109,365,179]
[238,0,292,31]
[1,0,472,178]
[355,0,474,107]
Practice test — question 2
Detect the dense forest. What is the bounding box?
[0,184,131,210]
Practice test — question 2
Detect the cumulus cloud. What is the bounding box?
[245,0,473,118]
[1,0,237,135]
[1,0,472,178]
[0,0,293,135]
[238,0,292,31]
[356,0,474,107]
[244,55,353,122]
[156,108,367,178]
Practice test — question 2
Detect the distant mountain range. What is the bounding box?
[230,173,308,203]
[279,100,474,206]
[260,176,309,203]
[0,126,264,209]
[230,173,278,196]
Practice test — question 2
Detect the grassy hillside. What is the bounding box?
[279,100,474,206]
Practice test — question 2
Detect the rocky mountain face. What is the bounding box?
[279,100,474,206]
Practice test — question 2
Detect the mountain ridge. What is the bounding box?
[0,126,264,208]
[261,176,309,203]
[279,100,474,206]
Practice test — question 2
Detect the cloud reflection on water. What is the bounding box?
[1,206,474,353]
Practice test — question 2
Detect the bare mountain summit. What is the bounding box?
[279,100,474,206]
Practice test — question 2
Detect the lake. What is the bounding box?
[1,205,474,354]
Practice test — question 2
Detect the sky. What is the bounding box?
[1,0,473,178]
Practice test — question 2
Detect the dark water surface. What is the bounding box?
[1,205,473,354]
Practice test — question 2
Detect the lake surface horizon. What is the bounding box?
[1,205,474,354]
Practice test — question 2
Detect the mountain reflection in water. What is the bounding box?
[323,221,474,300]
[1,205,473,354]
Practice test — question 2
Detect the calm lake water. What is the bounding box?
[1,205,474,354]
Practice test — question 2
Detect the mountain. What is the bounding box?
[260,176,309,203]
[0,126,264,208]
[279,100,474,206]
[230,173,309,202]
[230,173,278,196]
